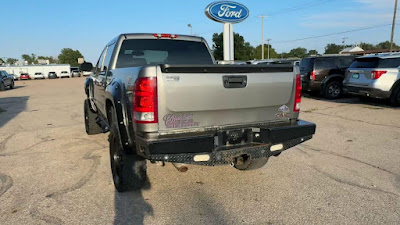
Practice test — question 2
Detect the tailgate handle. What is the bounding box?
[223,76,247,88]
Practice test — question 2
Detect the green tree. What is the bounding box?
[375,41,399,50]
[0,58,4,64]
[307,49,318,56]
[359,42,375,51]
[324,43,350,54]
[58,48,83,66]
[38,56,58,64]
[287,47,307,58]
[212,32,254,60]
[6,58,18,64]
[253,44,279,59]
[22,53,38,64]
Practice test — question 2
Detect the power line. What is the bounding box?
[272,23,392,44]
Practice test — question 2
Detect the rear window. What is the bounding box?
[315,58,338,70]
[349,57,400,68]
[61,71,67,73]
[116,39,213,68]
[300,58,315,72]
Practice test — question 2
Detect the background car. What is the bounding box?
[12,74,18,80]
[48,72,58,79]
[60,71,71,78]
[0,70,15,91]
[33,72,45,79]
[71,71,81,77]
[300,55,356,99]
[82,71,92,76]
[343,53,400,106]
[20,73,30,80]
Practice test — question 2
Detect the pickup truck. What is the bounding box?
[83,33,316,192]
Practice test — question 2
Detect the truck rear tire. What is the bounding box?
[0,82,5,91]
[389,85,400,106]
[84,99,102,135]
[109,122,147,192]
[234,157,269,171]
[323,81,342,99]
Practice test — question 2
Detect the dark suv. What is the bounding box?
[300,55,355,99]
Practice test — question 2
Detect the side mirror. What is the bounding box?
[80,62,93,72]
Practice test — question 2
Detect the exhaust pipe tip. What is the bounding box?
[172,163,188,172]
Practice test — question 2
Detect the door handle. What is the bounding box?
[223,76,247,88]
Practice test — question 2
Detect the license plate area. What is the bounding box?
[352,73,360,79]
[217,129,252,147]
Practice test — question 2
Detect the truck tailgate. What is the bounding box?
[157,65,296,131]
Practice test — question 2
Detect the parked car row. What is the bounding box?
[300,53,400,106]
[13,71,83,80]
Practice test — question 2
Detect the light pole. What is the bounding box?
[259,15,266,59]
[187,24,192,35]
[390,0,398,52]
[266,39,271,59]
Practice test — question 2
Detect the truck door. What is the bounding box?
[93,47,107,115]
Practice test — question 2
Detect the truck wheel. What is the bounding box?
[389,85,400,106]
[10,81,15,89]
[0,82,5,91]
[234,157,269,171]
[84,99,102,135]
[323,81,342,99]
[109,123,147,192]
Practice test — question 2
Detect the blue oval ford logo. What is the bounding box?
[205,1,249,24]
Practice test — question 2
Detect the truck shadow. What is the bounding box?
[0,96,29,128]
[113,180,153,225]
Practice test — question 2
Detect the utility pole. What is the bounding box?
[187,24,192,35]
[259,15,266,59]
[266,39,272,59]
[390,0,398,52]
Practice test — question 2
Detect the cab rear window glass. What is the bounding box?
[116,39,213,68]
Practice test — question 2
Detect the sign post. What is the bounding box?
[205,1,249,61]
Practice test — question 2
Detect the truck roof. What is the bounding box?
[110,33,205,45]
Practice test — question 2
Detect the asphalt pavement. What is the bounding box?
[0,78,399,225]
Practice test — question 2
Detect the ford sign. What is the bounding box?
[205,1,249,24]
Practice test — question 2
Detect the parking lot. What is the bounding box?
[0,78,399,224]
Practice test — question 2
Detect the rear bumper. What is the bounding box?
[136,120,316,166]
[343,85,391,99]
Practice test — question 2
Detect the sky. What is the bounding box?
[0,0,399,63]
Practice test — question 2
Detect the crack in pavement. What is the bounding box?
[0,174,13,197]
[30,207,64,225]
[299,145,400,197]
[301,144,400,177]
[309,111,400,129]
[311,165,400,197]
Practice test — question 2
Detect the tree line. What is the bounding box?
[1,48,84,67]
[212,32,399,60]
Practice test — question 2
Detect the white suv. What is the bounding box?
[343,53,400,106]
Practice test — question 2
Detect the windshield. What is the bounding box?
[116,39,213,68]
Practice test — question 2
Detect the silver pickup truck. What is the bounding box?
[83,33,316,192]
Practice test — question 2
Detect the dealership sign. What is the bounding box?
[205,1,249,24]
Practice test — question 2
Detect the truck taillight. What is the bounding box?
[133,77,158,123]
[371,71,386,80]
[310,71,316,80]
[294,74,302,112]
